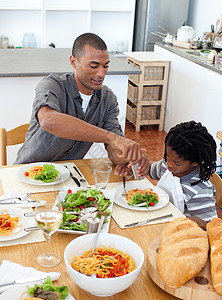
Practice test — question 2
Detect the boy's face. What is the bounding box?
[165,146,198,178]
[70,44,110,95]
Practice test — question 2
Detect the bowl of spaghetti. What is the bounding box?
[64,233,144,297]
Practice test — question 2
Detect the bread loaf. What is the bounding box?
[157,217,209,289]
[207,218,222,296]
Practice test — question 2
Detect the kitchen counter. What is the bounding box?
[0,48,140,77]
[156,42,222,75]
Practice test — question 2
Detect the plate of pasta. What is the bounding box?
[0,207,30,241]
[16,162,70,186]
[114,181,169,211]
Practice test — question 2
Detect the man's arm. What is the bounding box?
[38,106,144,163]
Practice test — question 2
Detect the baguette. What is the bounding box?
[157,217,209,289]
[207,218,222,296]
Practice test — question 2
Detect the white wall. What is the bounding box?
[187,0,222,38]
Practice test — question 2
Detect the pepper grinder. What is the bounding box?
[131,162,143,180]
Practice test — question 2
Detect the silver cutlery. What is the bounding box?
[0,192,32,202]
[24,226,39,232]
[0,200,37,205]
[0,275,47,288]
[124,214,173,228]
[90,216,105,257]
[65,166,81,187]
[73,165,86,183]
[122,176,126,196]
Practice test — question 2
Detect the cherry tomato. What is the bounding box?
[150,202,155,206]
[79,204,85,210]
[89,197,95,201]
[100,191,103,194]
[24,172,29,176]
[73,218,79,222]
[67,189,72,194]
[62,207,65,211]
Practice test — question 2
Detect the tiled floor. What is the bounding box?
[124,121,167,163]
[124,121,167,185]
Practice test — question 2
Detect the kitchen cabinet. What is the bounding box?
[0,0,135,51]
[125,52,170,132]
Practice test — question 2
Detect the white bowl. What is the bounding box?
[64,233,144,297]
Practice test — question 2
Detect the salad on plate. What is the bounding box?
[59,188,112,233]
[126,188,159,207]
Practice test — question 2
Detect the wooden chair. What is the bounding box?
[210,172,222,219]
[0,124,29,166]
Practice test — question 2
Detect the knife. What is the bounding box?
[0,275,47,288]
[73,165,82,177]
[65,166,81,187]
[124,214,173,228]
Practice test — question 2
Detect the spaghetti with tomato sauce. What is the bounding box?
[126,188,159,203]
[71,246,135,278]
[0,210,23,236]
[24,166,43,178]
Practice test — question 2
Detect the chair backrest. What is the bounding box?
[210,172,222,208]
[0,124,29,166]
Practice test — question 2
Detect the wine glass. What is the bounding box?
[35,193,63,267]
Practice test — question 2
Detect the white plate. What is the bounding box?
[57,187,114,235]
[16,162,70,186]
[0,283,75,300]
[114,181,169,211]
[0,207,30,241]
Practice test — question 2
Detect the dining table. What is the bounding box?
[0,157,180,300]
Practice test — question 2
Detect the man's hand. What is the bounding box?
[109,134,146,164]
[114,153,150,178]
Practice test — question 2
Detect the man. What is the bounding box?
[15,33,148,175]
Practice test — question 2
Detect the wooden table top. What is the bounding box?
[0,158,177,300]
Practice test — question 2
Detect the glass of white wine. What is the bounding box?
[35,193,63,267]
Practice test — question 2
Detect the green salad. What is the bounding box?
[27,276,69,299]
[59,188,112,232]
[34,164,60,183]
[128,191,159,208]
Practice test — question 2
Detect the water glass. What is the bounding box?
[93,164,112,189]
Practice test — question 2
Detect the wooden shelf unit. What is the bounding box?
[125,52,170,132]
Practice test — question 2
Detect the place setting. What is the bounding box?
[0,162,88,195]
[109,178,184,228]
[0,260,75,300]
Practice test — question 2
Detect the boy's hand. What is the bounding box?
[114,153,150,178]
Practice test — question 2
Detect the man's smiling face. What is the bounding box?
[70,44,110,95]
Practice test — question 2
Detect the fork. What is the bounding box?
[0,192,32,202]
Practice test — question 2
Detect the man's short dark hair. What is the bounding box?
[72,33,107,58]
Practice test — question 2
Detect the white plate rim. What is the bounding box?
[0,207,30,241]
[57,186,114,235]
[114,181,169,211]
[0,283,74,300]
[16,162,70,186]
